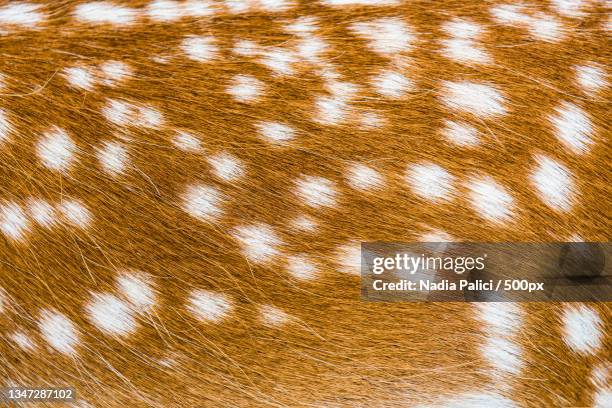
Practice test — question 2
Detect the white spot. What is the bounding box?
[233,224,282,264]
[476,303,523,337]
[260,304,290,326]
[207,152,244,182]
[336,242,361,275]
[0,109,11,143]
[286,254,318,280]
[86,293,136,336]
[317,65,341,81]
[227,75,264,103]
[257,121,295,144]
[37,127,76,173]
[549,101,593,154]
[0,2,45,28]
[182,35,218,62]
[173,131,201,152]
[182,184,223,221]
[441,81,507,117]
[258,0,292,12]
[321,0,400,5]
[259,48,296,76]
[561,305,603,355]
[182,0,216,17]
[419,229,454,245]
[0,202,29,241]
[58,200,92,228]
[224,0,252,13]
[146,0,184,21]
[346,163,383,191]
[575,63,606,95]
[442,120,479,147]
[406,163,455,203]
[594,388,612,408]
[325,79,359,100]
[591,363,610,388]
[10,331,36,351]
[442,18,483,39]
[326,80,359,99]
[96,141,128,176]
[285,16,319,36]
[527,13,564,42]
[551,0,586,18]
[530,155,574,212]
[27,198,56,227]
[466,176,514,223]
[481,336,523,375]
[351,17,415,56]
[102,99,134,127]
[99,60,131,86]
[74,2,138,25]
[38,309,80,355]
[290,215,317,233]
[314,95,348,125]
[295,176,337,208]
[135,106,163,128]
[116,271,156,312]
[490,4,529,25]
[297,36,328,63]
[64,67,95,91]
[441,38,491,65]
[372,70,413,98]
[233,40,259,56]
[430,392,517,408]
[187,289,232,323]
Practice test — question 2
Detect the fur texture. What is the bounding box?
[0,0,610,407]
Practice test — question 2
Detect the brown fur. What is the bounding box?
[0,0,610,407]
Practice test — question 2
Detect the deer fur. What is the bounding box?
[0,0,610,407]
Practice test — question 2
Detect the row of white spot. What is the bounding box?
[181,185,355,279]
[477,303,523,390]
[182,223,474,281]
[0,199,91,242]
[71,0,428,27]
[102,99,163,128]
[409,155,575,216]
[491,3,566,42]
[89,73,599,150]
[182,154,573,247]
[189,290,290,326]
[232,223,360,279]
[441,18,492,66]
[5,271,290,355]
[0,1,603,36]
[172,131,246,182]
[35,126,130,178]
[63,61,131,91]
[74,1,293,26]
